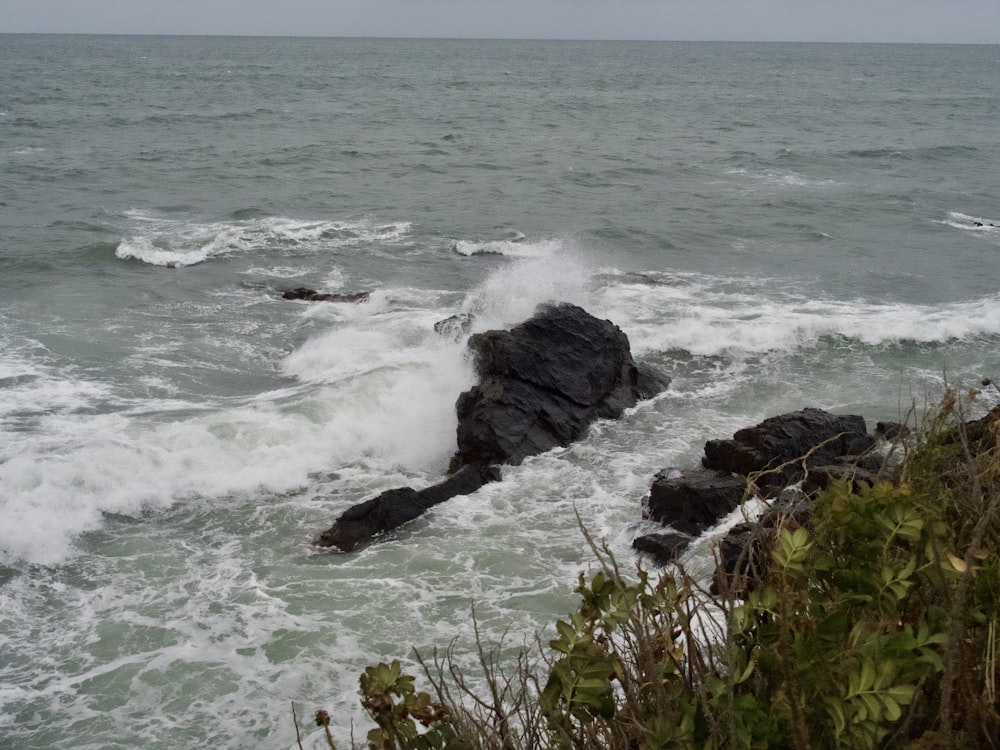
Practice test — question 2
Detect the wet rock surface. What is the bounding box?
[281,287,370,303]
[635,408,884,568]
[315,302,668,553]
[314,465,502,552]
[702,408,873,487]
[641,469,747,536]
[449,302,667,471]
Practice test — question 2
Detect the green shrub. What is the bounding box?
[310,390,1000,750]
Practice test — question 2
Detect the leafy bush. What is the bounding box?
[309,390,1000,750]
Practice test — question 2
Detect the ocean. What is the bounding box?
[1,35,999,749]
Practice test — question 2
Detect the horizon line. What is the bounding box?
[2,31,997,46]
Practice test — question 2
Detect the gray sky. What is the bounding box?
[2,1,999,44]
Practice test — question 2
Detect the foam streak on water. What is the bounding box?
[114,212,413,267]
[2,36,1000,750]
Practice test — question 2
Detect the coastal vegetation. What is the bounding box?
[308,387,1000,749]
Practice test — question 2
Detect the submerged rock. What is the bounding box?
[281,287,370,303]
[314,464,502,552]
[449,302,668,471]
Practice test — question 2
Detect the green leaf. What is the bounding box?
[918,647,944,672]
[555,619,576,643]
[859,692,881,721]
[860,658,876,692]
[827,699,847,737]
[735,657,755,685]
[881,695,902,721]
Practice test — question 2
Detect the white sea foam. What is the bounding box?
[725,167,841,189]
[0,393,457,566]
[0,294,473,566]
[450,236,561,259]
[242,265,312,278]
[0,341,114,433]
[114,212,412,267]
[0,528,373,747]
[592,273,1000,356]
[940,211,1000,235]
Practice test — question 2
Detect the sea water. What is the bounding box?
[1,36,999,748]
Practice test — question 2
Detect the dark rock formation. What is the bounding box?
[714,520,773,596]
[702,408,874,488]
[635,408,881,567]
[434,313,475,340]
[449,302,668,471]
[635,364,672,401]
[876,421,908,441]
[281,287,370,303]
[314,302,667,553]
[632,530,693,566]
[314,464,502,552]
[642,468,747,536]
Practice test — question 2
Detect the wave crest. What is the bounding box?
[114,212,412,267]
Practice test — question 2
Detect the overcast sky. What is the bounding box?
[2,1,999,44]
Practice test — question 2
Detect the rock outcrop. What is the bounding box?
[314,464,501,552]
[634,408,881,564]
[449,302,667,471]
[642,469,747,536]
[315,302,668,553]
[702,408,874,487]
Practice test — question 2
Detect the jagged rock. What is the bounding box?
[639,408,886,570]
[642,469,747,536]
[434,313,474,340]
[449,302,668,471]
[313,302,668,553]
[713,521,772,595]
[281,287,370,303]
[702,408,873,487]
[635,363,672,400]
[632,530,693,565]
[314,464,501,552]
